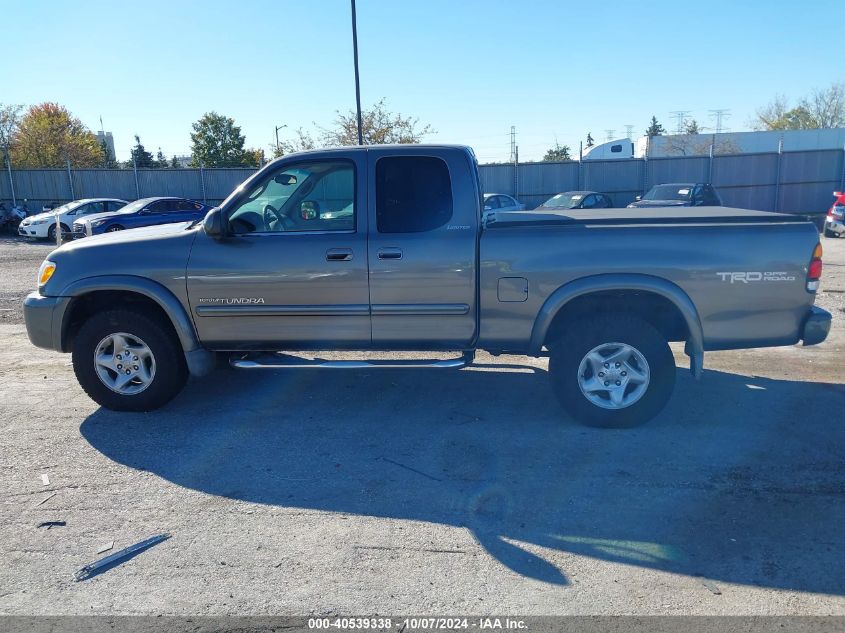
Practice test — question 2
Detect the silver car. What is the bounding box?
[483,193,524,212]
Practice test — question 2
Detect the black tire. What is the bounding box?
[72,309,187,411]
[106,225,124,232]
[824,228,837,238]
[548,316,676,428]
[48,223,70,241]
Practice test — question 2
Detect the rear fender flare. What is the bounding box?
[529,273,704,377]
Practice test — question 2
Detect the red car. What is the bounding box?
[825,191,845,237]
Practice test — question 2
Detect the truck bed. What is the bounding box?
[484,206,812,228]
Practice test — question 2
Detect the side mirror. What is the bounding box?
[634,195,642,201]
[203,207,228,238]
[300,201,319,220]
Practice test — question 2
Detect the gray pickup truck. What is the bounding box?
[24,145,831,427]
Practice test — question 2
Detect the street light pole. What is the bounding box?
[351,0,363,145]
[274,125,287,155]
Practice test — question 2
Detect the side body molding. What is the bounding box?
[56,275,214,376]
[528,273,705,378]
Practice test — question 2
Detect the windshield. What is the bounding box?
[643,185,692,201]
[48,202,75,215]
[109,199,153,215]
[539,193,583,209]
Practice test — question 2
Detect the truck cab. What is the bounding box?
[191,145,481,350]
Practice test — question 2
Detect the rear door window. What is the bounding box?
[146,200,170,213]
[376,156,453,233]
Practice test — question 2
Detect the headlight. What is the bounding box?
[31,219,48,225]
[38,260,56,286]
[91,219,107,228]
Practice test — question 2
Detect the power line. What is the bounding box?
[625,125,634,139]
[604,129,615,141]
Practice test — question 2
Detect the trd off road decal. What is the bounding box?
[716,272,796,283]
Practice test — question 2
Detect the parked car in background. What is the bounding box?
[538,191,613,210]
[824,191,845,237]
[483,193,524,212]
[628,183,722,208]
[19,198,127,240]
[72,197,211,238]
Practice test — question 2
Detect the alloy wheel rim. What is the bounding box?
[577,342,650,410]
[93,332,156,395]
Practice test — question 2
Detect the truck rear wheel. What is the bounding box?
[72,309,187,411]
[548,316,675,427]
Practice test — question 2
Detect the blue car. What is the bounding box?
[72,196,212,238]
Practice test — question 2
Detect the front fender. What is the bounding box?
[528,273,705,378]
[56,275,201,354]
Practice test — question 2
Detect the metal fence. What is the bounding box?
[478,148,845,213]
[0,166,258,210]
[3,148,844,215]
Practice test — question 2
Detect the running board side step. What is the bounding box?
[230,350,475,370]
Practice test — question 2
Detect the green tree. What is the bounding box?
[684,119,700,134]
[10,102,103,167]
[585,132,594,147]
[190,111,252,167]
[645,116,665,137]
[99,138,119,168]
[170,155,180,168]
[156,147,168,168]
[128,134,155,168]
[543,142,571,161]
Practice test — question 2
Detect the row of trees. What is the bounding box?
[4,83,843,169]
[0,99,434,169]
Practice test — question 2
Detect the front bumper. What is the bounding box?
[23,292,68,351]
[801,306,831,346]
[18,224,45,238]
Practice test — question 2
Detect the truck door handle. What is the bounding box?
[326,248,353,261]
[377,248,403,260]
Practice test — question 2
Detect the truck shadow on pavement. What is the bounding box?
[81,363,845,592]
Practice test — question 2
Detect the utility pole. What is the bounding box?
[274,124,287,155]
[351,0,364,145]
[625,125,634,139]
[4,144,15,206]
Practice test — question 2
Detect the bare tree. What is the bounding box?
[0,103,24,163]
[274,127,317,157]
[805,83,845,128]
[320,98,434,146]
[753,83,845,130]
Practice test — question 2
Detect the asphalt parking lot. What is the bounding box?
[0,233,844,616]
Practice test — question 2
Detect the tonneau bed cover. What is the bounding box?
[484,206,812,228]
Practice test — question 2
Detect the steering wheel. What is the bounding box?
[263,204,294,231]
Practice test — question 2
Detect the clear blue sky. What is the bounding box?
[2,0,840,163]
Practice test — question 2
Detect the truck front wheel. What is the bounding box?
[548,316,676,428]
[71,309,188,411]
